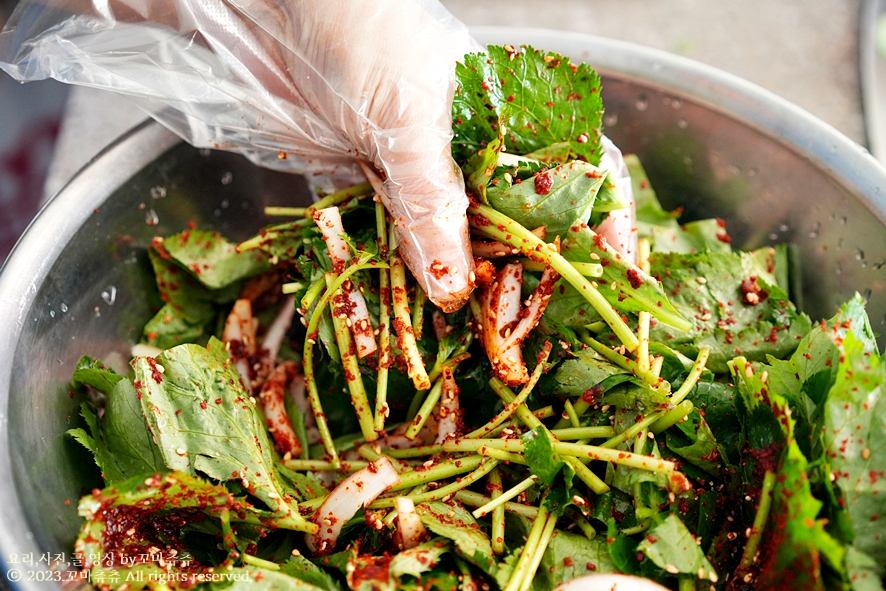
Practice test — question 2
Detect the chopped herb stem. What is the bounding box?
[467,341,552,439]
[562,399,581,428]
[637,239,652,373]
[305,183,373,219]
[303,257,384,466]
[503,500,551,591]
[678,577,696,591]
[517,512,558,591]
[374,201,393,435]
[469,204,639,350]
[300,277,326,311]
[411,286,426,341]
[739,470,777,569]
[488,378,543,430]
[554,398,590,429]
[552,426,615,440]
[472,476,539,518]
[264,206,306,217]
[391,253,431,390]
[572,512,597,540]
[565,455,610,494]
[369,459,499,509]
[670,347,710,406]
[325,273,377,443]
[394,455,485,491]
[281,281,304,294]
[488,467,506,555]
[427,350,472,386]
[242,554,281,571]
[649,400,694,434]
[579,331,669,394]
[479,446,526,464]
[405,375,445,440]
[282,458,368,472]
[600,412,664,449]
[455,490,539,519]
[555,441,676,474]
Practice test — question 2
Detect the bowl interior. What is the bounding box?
[2,29,886,583]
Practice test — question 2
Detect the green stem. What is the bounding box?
[600,411,665,449]
[472,476,538,518]
[281,281,304,294]
[374,201,392,435]
[637,239,652,374]
[488,378,543,430]
[517,513,558,591]
[488,467,506,555]
[405,375,445,440]
[305,183,373,218]
[503,500,551,591]
[552,426,615,440]
[242,554,281,571]
[391,253,431,390]
[678,577,696,591]
[300,277,326,311]
[325,273,377,443]
[303,257,385,465]
[562,399,581,428]
[739,470,777,569]
[565,456,610,494]
[411,286,426,341]
[649,400,694,434]
[282,459,368,472]
[553,399,590,429]
[579,331,668,394]
[670,348,710,406]
[467,342,552,439]
[369,459,499,509]
[470,204,638,350]
[264,206,306,217]
[520,258,602,277]
[479,445,526,464]
[394,455,485,491]
[456,490,539,520]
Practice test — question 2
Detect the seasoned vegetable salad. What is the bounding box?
[66,46,885,591]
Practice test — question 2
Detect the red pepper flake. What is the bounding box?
[586,563,597,571]
[626,268,643,289]
[215,398,223,404]
[740,276,768,306]
[429,259,449,280]
[200,401,208,410]
[534,171,554,195]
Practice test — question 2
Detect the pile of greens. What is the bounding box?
[65,45,885,591]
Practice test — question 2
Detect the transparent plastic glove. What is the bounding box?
[0,0,476,310]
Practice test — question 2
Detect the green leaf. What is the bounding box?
[204,567,329,591]
[486,162,623,239]
[845,546,886,591]
[278,556,343,591]
[242,221,308,261]
[536,529,616,590]
[649,247,811,373]
[76,471,233,589]
[823,331,886,565]
[416,501,495,575]
[143,302,213,349]
[68,377,165,485]
[72,355,125,393]
[636,514,717,581]
[161,229,271,290]
[132,339,296,516]
[389,540,451,579]
[560,223,688,330]
[544,348,631,398]
[522,426,567,487]
[663,409,723,475]
[452,45,604,165]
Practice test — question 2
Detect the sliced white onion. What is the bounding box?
[131,343,164,358]
[262,295,296,362]
[554,574,669,591]
[313,206,377,358]
[394,496,429,550]
[289,374,321,445]
[306,456,400,556]
[596,136,637,264]
[434,367,462,444]
[258,361,302,459]
[471,240,517,259]
[223,298,259,392]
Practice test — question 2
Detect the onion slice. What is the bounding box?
[394,496,429,550]
[262,295,296,362]
[223,298,259,392]
[313,206,378,358]
[258,361,303,459]
[479,263,559,386]
[434,367,462,444]
[554,574,669,591]
[305,456,400,556]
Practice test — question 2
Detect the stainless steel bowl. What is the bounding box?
[1,28,886,589]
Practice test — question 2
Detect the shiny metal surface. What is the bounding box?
[2,28,886,589]
[862,0,886,161]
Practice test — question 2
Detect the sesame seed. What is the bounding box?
[696,277,707,284]
[665,564,679,574]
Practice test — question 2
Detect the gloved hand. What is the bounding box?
[0,0,476,310]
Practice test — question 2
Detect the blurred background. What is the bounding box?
[0,0,866,262]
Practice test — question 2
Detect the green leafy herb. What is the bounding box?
[636,514,717,581]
